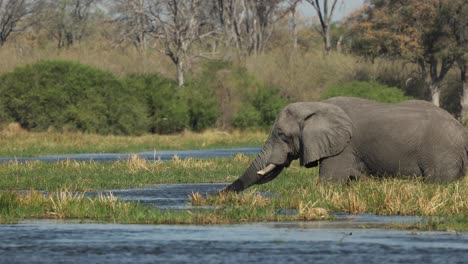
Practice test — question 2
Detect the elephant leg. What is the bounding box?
[419,154,466,183]
[318,146,362,183]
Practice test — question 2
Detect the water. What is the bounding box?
[1,149,467,263]
[2,183,467,264]
[92,183,227,209]
[1,221,466,264]
[0,147,262,163]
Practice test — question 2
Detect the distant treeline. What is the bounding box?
[0,60,412,135]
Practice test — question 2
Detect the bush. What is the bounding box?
[125,74,188,134]
[0,98,12,128]
[184,82,219,132]
[252,88,289,126]
[321,81,410,103]
[233,88,289,129]
[184,61,226,131]
[232,105,262,129]
[0,60,148,135]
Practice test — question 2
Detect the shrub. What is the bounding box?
[193,61,288,130]
[184,82,219,132]
[321,81,410,103]
[0,98,12,128]
[232,105,262,129]
[0,60,148,135]
[252,88,289,126]
[125,74,188,134]
[233,88,289,129]
[184,61,226,131]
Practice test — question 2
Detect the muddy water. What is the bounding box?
[1,183,467,264]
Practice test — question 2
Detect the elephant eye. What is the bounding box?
[277,131,289,141]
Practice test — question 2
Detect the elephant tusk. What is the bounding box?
[257,164,277,176]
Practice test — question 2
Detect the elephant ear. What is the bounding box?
[300,103,352,167]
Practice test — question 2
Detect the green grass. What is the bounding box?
[0,154,466,231]
[0,126,266,157]
[0,130,466,231]
[0,191,209,225]
[0,155,250,191]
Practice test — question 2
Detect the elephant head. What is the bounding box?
[223,102,353,193]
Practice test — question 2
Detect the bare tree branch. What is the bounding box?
[40,0,101,49]
[305,0,340,55]
[0,0,44,46]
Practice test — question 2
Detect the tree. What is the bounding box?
[112,0,155,51]
[42,0,101,48]
[0,0,44,46]
[215,0,299,59]
[450,1,468,121]
[347,0,466,107]
[147,0,215,87]
[305,0,340,55]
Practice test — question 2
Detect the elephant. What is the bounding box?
[224,97,468,193]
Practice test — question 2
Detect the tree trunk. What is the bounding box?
[290,6,298,52]
[430,82,441,107]
[460,61,468,122]
[176,60,185,87]
[324,24,331,55]
[432,89,441,107]
[336,35,343,53]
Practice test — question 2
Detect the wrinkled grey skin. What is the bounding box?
[224,97,468,193]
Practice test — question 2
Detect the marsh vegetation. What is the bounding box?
[0,132,466,231]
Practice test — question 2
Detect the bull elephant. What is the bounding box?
[224,97,468,193]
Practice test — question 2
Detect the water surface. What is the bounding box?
[1,221,466,264]
[0,147,261,163]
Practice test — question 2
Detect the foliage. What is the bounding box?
[233,88,289,129]
[0,98,12,128]
[347,1,465,61]
[184,83,219,132]
[125,74,188,134]
[232,105,262,130]
[192,60,289,130]
[346,0,467,104]
[322,81,411,103]
[0,60,148,135]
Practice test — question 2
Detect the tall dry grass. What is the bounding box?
[193,175,467,221]
[245,48,421,102]
[0,127,267,157]
[0,39,174,77]
[246,49,357,101]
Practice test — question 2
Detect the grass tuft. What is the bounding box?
[297,201,329,220]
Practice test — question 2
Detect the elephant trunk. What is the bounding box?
[223,138,284,193]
